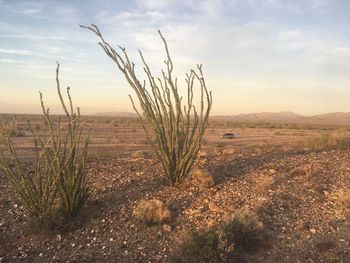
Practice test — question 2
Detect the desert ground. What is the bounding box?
[0,114,349,262]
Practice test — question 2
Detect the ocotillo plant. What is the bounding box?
[0,63,89,223]
[53,64,89,217]
[81,24,212,186]
[0,119,59,221]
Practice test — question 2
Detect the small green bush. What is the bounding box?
[335,137,350,150]
[170,228,221,263]
[304,133,334,151]
[302,134,350,151]
[222,213,265,253]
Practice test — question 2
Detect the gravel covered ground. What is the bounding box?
[0,149,349,262]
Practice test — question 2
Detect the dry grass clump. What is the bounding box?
[133,199,171,225]
[299,134,350,151]
[8,127,25,137]
[336,188,350,211]
[188,168,215,189]
[334,137,350,150]
[170,228,221,263]
[222,213,267,253]
[130,150,153,159]
[304,134,335,151]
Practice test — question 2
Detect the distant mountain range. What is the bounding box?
[94,111,350,125]
[212,111,350,125]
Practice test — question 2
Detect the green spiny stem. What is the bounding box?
[82,25,212,186]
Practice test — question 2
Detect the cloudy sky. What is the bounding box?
[0,0,349,115]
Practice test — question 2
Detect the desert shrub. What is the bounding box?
[133,199,171,225]
[335,137,350,150]
[8,127,25,137]
[170,228,221,263]
[302,134,350,151]
[304,133,334,151]
[187,168,215,189]
[336,188,350,210]
[82,24,212,186]
[0,120,59,222]
[130,150,153,159]
[0,63,89,224]
[254,143,280,153]
[222,213,265,253]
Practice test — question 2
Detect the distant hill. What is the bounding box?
[212,111,350,126]
[311,112,350,125]
[87,110,350,125]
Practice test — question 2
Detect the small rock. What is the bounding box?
[208,202,223,213]
[198,151,208,157]
[39,253,43,257]
[310,228,317,234]
[269,169,276,174]
[162,224,171,232]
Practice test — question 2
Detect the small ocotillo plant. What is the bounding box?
[81,24,212,186]
[0,63,89,223]
[54,64,89,217]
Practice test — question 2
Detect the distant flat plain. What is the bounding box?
[1,112,350,159]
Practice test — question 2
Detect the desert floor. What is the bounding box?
[0,115,349,262]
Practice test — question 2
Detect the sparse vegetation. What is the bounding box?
[0,63,89,225]
[171,228,221,263]
[302,134,350,151]
[130,150,153,159]
[82,24,212,186]
[133,199,171,225]
[304,133,334,151]
[187,167,215,188]
[222,213,266,253]
[336,188,350,210]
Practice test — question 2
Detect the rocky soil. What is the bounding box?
[0,149,349,262]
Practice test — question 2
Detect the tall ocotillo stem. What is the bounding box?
[81,24,212,186]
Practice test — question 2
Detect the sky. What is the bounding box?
[0,0,350,116]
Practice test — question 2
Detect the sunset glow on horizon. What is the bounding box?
[1,0,350,116]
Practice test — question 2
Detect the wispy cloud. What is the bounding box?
[0,34,94,42]
[0,48,33,55]
[1,0,350,115]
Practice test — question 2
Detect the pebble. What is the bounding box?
[208,202,222,213]
[162,224,171,232]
